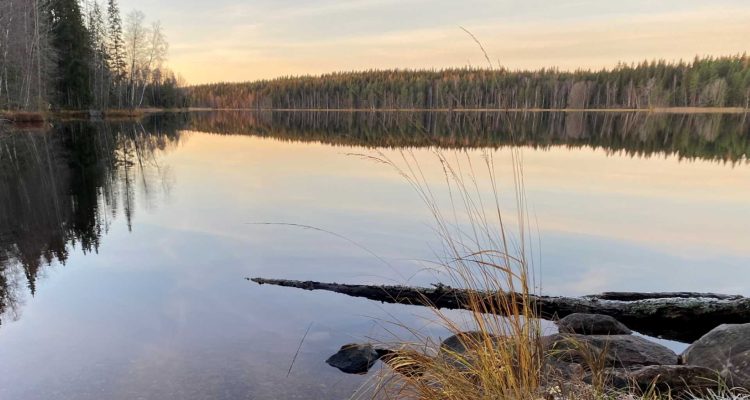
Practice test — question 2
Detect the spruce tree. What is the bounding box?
[88,1,110,108]
[49,0,93,108]
[106,0,126,81]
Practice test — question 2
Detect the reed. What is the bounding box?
[356,146,545,399]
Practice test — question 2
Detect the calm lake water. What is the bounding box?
[1,111,749,399]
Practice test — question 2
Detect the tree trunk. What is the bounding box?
[249,277,750,343]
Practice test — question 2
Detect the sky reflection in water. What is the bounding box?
[0,112,748,399]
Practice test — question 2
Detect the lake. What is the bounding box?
[1,111,749,399]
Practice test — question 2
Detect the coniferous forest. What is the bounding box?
[0,0,187,112]
[188,56,750,110]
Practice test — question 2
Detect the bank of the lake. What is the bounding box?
[187,107,750,114]
[4,107,747,127]
[0,108,190,124]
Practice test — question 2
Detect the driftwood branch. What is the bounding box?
[249,277,750,343]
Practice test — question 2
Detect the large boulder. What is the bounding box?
[325,343,381,374]
[682,323,750,389]
[544,334,678,368]
[556,313,632,335]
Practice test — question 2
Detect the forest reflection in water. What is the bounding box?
[0,115,186,325]
[0,109,747,329]
[188,110,750,164]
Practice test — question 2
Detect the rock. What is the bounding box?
[682,323,750,389]
[582,368,631,390]
[627,365,720,395]
[543,358,585,380]
[440,331,501,354]
[544,334,678,368]
[325,343,381,374]
[556,313,632,335]
[378,349,425,377]
[579,365,719,395]
[438,331,506,370]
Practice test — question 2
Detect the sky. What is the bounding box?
[118,0,750,84]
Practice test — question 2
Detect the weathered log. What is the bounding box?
[589,292,744,301]
[248,277,750,343]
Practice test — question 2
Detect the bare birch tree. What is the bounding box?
[137,21,167,107]
[123,11,168,108]
[0,0,54,110]
[124,9,147,107]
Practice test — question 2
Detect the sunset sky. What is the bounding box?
[119,0,750,84]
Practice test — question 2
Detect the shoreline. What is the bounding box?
[0,108,189,125]
[2,106,747,126]
[188,106,750,114]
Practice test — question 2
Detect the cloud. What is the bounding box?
[152,1,750,83]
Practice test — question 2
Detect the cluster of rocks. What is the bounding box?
[326,315,750,397]
[543,314,748,396]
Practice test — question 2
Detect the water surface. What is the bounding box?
[1,111,749,399]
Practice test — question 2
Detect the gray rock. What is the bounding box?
[378,349,425,377]
[556,313,632,335]
[682,323,750,389]
[325,343,381,374]
[543,358,585,381]
[568,365,719,395]
[544,334,678,368]
[628,365,721,394]
[582,368,631,390]
[440,331,501,354]
[438,331,505,370]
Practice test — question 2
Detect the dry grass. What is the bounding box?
[354,146,543,400]
[354,146,745,400]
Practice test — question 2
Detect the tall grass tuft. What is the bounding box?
[358,146,544,399]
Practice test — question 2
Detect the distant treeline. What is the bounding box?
[187,110,750,163]
[188,56,750,110]
[0,0,187,111]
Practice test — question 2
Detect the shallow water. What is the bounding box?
[0,111,748,399]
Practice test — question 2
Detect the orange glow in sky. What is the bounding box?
[119,0,750,84]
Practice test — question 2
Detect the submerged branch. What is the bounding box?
[248,277,750,343]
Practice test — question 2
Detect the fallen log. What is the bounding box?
[588,292,744,301]
[248,277,750,343]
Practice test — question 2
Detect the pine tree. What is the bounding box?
[49,0,93,108]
